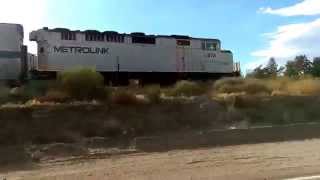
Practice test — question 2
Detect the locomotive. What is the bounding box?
[0,23,240,85]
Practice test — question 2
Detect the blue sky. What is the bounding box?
[1,0,320,72]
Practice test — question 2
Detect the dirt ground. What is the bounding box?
[2,139,320,180]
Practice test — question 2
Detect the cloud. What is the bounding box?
[250,18,320,69]
[242,58,268,74]
[0,0,48,53]
[260,0,320,16]
[249,0,320,71]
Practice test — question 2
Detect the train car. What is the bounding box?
[30,27,239,84]
[0,23,28,84]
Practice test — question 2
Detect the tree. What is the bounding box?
[265,57,278,77]
[311,57,320,77]
[285,61,299,77]
[297,55,312,74]
[247,65,267,79]
[247,57,283,78]
[285,55,312,77]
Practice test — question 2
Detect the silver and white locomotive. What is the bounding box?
[30,27,239,84]
[0,23,239,85]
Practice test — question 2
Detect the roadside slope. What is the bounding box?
[3,139,320,180]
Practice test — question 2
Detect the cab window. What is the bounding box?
[206,43,217,50]
[202,41,217,51]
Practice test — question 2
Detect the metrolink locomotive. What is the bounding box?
[1,23,240,85]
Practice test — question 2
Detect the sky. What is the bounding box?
[0,0,319,72]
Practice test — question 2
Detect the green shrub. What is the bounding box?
[165,81,206,97]
[58,68,106,100]
[0,86,32,104]
[144,85,161,103]
[213,78,271,95]
[0,85,9,97]
[23,80,55,97]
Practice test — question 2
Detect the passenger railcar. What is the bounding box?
[0,23,28,84]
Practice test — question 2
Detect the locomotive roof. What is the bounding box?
[0,23,24,38]
[0,23,23,26]
[41,27,221,42]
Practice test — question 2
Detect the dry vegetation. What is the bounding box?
[1,68,320,147]
[212,77,320,125]
[164,80,208,97]
[212,77,320,96]
[213,78,271,95]
[285,79,320,96]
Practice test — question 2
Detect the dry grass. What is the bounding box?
[37,90,70,103]
[264,77,292,92]
[214,77,320,97]
[111,89,144,105]
[213,77,320,125]
[165,80,207,97]
[264,78,320,96]
[213,78,271,95]
[286,79,320,95]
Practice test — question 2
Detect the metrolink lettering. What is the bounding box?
[53,46,109,55]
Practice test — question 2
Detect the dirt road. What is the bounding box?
[2,139,320,180]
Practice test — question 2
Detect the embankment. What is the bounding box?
[135,123,320,151]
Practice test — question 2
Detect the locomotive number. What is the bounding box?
[205,53,216,63]
[207,53,216,58]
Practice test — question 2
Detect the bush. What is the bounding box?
[111,89,142,105]
[165,81,206,97]
[213,78,246,94]
[0,86,10,104]
[0,86,32,104]
[144,85,161,103]
[37,90,70,103]
[58,68,107,100]
[213,78,271,95]
[23,80,55,98]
